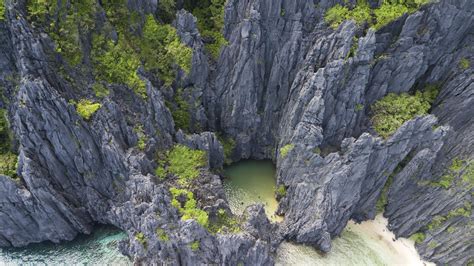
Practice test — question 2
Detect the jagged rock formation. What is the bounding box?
[0,0,472,265]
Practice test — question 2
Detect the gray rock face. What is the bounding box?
[0,0,473,265]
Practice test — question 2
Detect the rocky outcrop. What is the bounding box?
[0,0,472,264]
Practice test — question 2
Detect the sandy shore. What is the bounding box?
[346,214,435,266]
[276,214,435,266]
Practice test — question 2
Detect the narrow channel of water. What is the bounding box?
[222,160,431,266]
[0,225,130,265]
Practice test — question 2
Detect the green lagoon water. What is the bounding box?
[0,226,130,265]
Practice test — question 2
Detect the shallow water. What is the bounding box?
[223,160,282,221]
[0,226,131,265]
[222,160,430,266]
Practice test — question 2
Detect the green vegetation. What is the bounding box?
[134,125,147,151]
[431,158,474,189]
[426,202,471,230]
[75,100,101,120]
[168,89,191,131]
[158,0,177,22]
[325,4,350,29]
[184,0,228,58]
[27,0,192,97]
[376,174,393,213]
[371,85,438,138]
[411,201,472,242]
[280,144,294,158]
[170,187,209,227]
[219,136,235,165]
[0,109,18,178]
[373,2,409,30]
[275,185,287,198]
[91,34,147,99]
[156,228,170,241]
[355,104,364,111]
[92,83,109,98]
[0,0,5,20]
[0,109,12,153]
[135,232,147,248]
[0,153,18,178]
[156,145,207,183]
[325,0,431,30]
[140,15,193,86]
[27,0,96,66]
[190,240,200,251]
[459,58,470,70]
[208,208,241,234]
[410,232,426,244]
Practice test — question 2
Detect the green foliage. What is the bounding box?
[0,153,18,178]
[133,125,147,151]
[0,0,5,21]
[156,228,170,241]
[27,0,96,66]
[190,240,200,251]
[459,58,470,70]
[0,109,12,153]
[350,4,372,26]
[373,3,409,30]
[26,0,51,24]
[410,232,425,244]
[168,145,206,181]
[426,202,472,231]
[371,86,438,138]
[0,109,18,178]
[141,15,192,86]
[155,145,207,183]
[92,83,109,98]
[169,89,191,131]
[158,0,177,22]
[187,0,228,59]
[324,4,350,29]
[219,136,235,165]
[135,232,147,248]
[91,34,147,99]
[208,208,241,234]
[376,174,393,213]
[275,185,287,198]
[355,104,364,111]
[280,144,294,158]
[155,166,167,179]
[432,158,472,189]
[169,187,209,227]
[76,99,101,121]
[462,161,474,187]
[325,0,430,30]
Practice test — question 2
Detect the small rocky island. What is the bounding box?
[0,0,472,265]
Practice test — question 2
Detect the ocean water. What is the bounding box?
[0,226,131,265]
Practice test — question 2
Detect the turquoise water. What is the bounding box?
[0,226,131,265]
